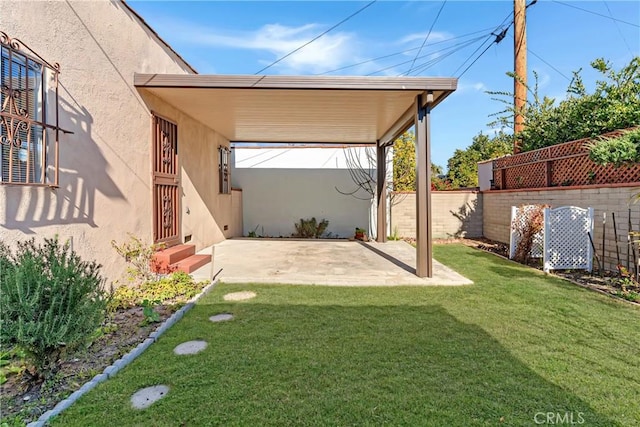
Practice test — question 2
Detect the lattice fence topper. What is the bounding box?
[543,206,594,273]
[509,205,545,259]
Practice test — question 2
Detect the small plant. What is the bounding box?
[0,347,27,385]
[388,226,401,241]
[586,170,596,184]
[248,225,260,238]
[0,237,107,379]
[293,217,329,238]
[111,234,165,284]
[141,299,161,325]
[355,227,367,241]
[108,271,206,311]
[511,204,548,264]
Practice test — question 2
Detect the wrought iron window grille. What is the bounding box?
[218,146,230,194]
[0,31,67,186]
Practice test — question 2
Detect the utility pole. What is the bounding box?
[513,0,527,153]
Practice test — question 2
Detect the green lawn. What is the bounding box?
[53,245,640,426]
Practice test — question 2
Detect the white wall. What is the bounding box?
[232,147,374,238]
[233,168,371,238]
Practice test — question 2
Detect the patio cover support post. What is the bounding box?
[376,143,387,243]
[415,93,433,277]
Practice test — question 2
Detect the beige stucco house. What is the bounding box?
[1,1,240,282]
[1,0,458,281]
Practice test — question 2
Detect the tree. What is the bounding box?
[445,131,513,188]
[393,131,417,191]
[392,131,444,191]
[489,57,640,152]
[338,131,445,203]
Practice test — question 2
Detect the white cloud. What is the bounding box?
[456,80,489,94]
[166,20,359,74]
[398,31,451,45]
[473,82,488,91]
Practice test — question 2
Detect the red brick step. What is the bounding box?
[172,254,211,274]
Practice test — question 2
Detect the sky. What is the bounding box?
[128,0,640,169]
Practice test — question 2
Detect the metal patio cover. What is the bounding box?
[134,73,458,278]
[133,74,457,145]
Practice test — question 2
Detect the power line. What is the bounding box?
[457,38,498,78]
[552,1,640,28]
[405,0,448,75]
[528,49,571,81]
[365,35,487,76]
[404,36,488,76]
[315,26,495,75]
[452,10,514,77]
[602,1,634,56]
[246,149,292,167]
[254,1,377,74]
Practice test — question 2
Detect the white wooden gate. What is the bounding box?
[543,206,594,273]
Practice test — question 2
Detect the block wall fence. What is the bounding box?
[390,191,483,239]
[483,184,640,272]
[391,185,639,273]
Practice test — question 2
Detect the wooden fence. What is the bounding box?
[492,129,640,190]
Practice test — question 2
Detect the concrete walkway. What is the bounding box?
[192,239,472,286]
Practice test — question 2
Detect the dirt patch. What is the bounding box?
[0,305,174,425]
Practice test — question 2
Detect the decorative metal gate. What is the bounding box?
[543,206,594,273]
[152,114,179,245]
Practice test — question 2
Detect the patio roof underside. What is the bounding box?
[134,74,457,145]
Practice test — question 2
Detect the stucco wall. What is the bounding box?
[0,1,229,283]
[231,189,243,238]
[232,168,371,238]
[483,185,640,272]
[391,191,483,239]
[139,92,234,249]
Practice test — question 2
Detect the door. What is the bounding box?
[152,114,180,245]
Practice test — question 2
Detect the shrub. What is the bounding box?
[108,271,205,311]
[589,128,640,167]
[0,237,107,378]
[293,217,329,238]
[111,233,165,284]
[511,205,548,264]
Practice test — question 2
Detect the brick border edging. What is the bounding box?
[27,279,221,427]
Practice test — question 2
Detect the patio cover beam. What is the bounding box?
[376,143,387,243]
[415,93,433,277]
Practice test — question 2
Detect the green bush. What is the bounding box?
[293,217,329,238]
[0,238,107,378]
[589,128,640,167]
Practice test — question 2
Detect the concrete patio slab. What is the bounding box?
[193,239,471,286]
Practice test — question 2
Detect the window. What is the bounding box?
[1,32,61,185]
[218,146,230,194]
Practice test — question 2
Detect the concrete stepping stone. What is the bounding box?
[131,385,169,409]
[209,313,234,322]
[223,291,256,301]
[173,340,208,355]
